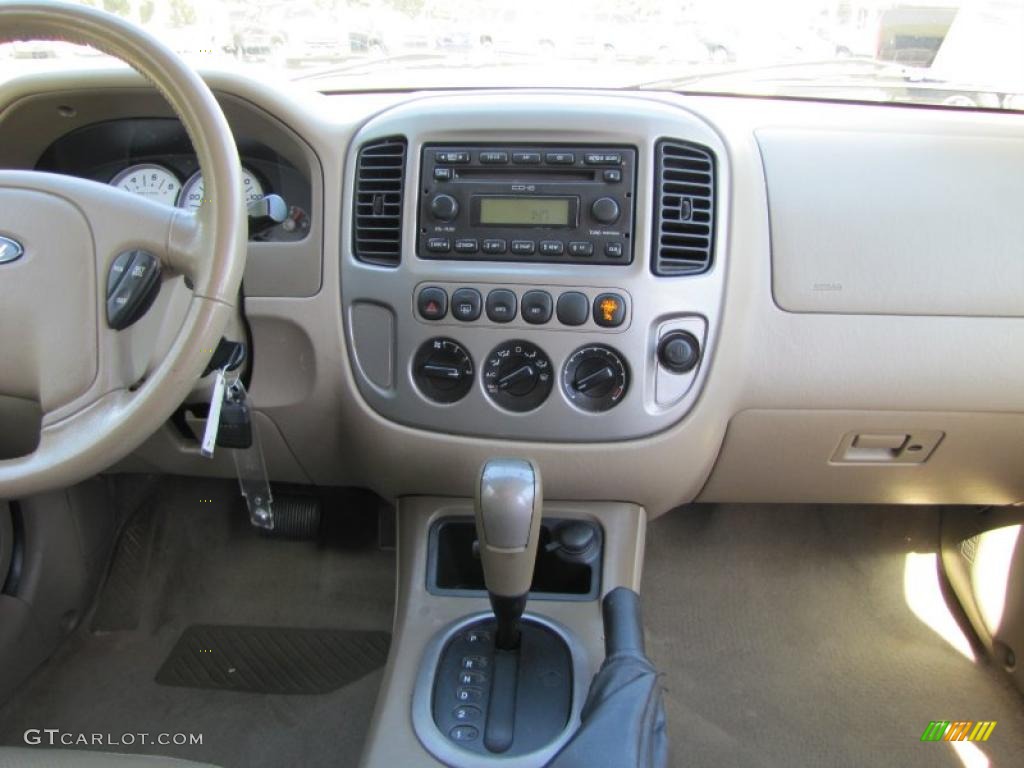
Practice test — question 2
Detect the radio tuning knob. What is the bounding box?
[591,196,620,225]
[430,193,459,221]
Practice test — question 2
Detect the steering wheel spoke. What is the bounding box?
[0,2,246,499]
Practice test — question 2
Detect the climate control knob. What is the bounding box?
[483,340,553,413]
[562,344,629,413]
[413,338,474,404]
[590,197,620,225]
[430,193,459,221]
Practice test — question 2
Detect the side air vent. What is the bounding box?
[353,137,407,266]
[652,140,715,276]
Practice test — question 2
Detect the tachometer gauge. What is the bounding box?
[109,163,180,206]
[177,166,266,211]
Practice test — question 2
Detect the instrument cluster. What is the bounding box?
[35,117,312,242]
[108,161,268,212]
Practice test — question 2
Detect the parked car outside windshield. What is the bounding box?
[1,0,1022,110]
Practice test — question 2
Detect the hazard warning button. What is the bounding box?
[417,286,448,321]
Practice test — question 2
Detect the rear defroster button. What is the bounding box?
[451,287,482,321]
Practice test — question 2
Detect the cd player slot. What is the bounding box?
[453,167,596,183]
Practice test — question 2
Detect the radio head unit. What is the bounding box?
[417,144,637,264]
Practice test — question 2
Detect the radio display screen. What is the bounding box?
[477,196,573,227]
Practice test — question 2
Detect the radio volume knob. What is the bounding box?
[430,193,459,222]
[591,197,620,225]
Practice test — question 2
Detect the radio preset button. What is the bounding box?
[436,150,469,164]
[585,152,622,165]
[430,194,459,222]
[485,289,518,323]
[417,287,448,320]
[545,152,575,165]
[556,292,589,327]
[451,288,483,322]
[539,240,564,255]
[479,151,509,164]
[591,197,621,225]
[603,169,622,183]
[454,238,479,253]
[511,151,541,164]
[434,167,452,181]
[568,241,594,257]
[521,291,553,325]
[427,237,452,253]
[605,241,624,258]
[511,240,536,255]
[482,238,508,254]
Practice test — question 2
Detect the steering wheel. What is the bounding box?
[0,2,247,498]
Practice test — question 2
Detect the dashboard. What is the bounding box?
[2,70,1024,514]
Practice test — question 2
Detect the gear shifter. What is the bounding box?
[427,458,569,756]
[474,458,543,650]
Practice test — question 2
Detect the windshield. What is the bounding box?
[3,0,1023,110]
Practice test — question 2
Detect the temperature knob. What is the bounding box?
[430,194,459,221]
[562,344,629,412]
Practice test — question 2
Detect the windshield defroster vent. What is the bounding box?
[353,136,407,266]
[652,140,715,276]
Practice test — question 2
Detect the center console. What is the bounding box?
[341,93,727,443]
[359,487,648,768]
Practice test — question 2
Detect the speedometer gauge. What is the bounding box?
[177,167,265,211]
[109,163,180,206]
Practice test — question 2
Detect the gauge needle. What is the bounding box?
[574,366,614,392]
[423,364,463,380]
[498,365,534,390]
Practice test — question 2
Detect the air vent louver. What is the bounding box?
[353,137,407,266]
[652,140,715,276]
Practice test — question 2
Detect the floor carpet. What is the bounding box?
[642,504,1024,768]
[0,478,395,768]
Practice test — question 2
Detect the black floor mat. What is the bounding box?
[156,625,391,694]
[91,504,158,632]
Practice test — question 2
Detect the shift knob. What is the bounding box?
[475,458,543,648]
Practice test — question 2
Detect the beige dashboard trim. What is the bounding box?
[3,70,1023,514]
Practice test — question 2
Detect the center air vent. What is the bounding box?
[353,137,407,266]
[652,140,715,276]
